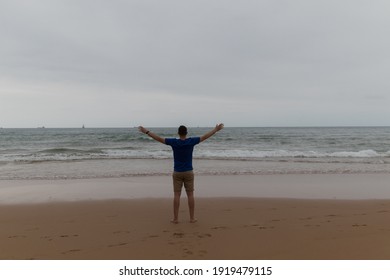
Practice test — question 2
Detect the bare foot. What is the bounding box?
[171,219,179,224]
[190,219,198,223]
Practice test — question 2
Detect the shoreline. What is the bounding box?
[1,197,390,260]
[2,156,390,181]
[1,173,390,205]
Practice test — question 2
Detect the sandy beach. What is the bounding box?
[1,174,390,260]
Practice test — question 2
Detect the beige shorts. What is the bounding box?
[172,171,194,193]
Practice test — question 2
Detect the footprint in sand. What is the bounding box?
[299,217,314,221]
[108,242,128,248]
[197,233,212,238]
[183,248,194,256]
[8,235,27,239]
[304,224,321,227]
[352,224,367,227]
[211,226,227,230]
[260,226,275,230]
[113,230,131,234]
[61,249,81,255]
[250,224,271,230]
[40,236,53,241]
[60,234,79,238]
[173,232,185,238]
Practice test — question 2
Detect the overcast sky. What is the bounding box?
[1,0,390,128]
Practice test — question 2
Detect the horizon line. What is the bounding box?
[1,125,390,129]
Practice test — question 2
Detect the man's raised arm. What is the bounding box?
[138,126,165,144]
[200,123,224,142]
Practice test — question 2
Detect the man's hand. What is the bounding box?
[200,123,224,142]
[215,123,224,132]
[138,126,148,134]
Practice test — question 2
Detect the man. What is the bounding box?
[138,124,224,224]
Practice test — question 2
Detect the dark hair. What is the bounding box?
[178,125,188,136]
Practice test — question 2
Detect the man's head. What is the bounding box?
[178,125,188,136]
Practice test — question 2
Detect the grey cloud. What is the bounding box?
[1,0,390,127]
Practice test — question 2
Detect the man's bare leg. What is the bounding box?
[172,191,181,224]
[186,191,197,223]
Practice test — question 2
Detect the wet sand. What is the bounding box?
[2,174,390,260]
[1,196,390,260]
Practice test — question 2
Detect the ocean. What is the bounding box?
[0,127,389,180]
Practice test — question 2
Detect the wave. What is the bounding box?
[196,149,390,159]
[37,148,104,154]
[3,168,390,181]
[2,147,390,164]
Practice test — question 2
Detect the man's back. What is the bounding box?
[165,137,200,172]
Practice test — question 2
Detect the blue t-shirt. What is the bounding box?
[165,137,201,172]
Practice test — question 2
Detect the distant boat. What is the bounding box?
[82,125,85,129]
[37,126,45,129]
